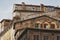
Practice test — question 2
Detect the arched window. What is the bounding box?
[50,22,56,29]
[44,24,48,28]
[43,22,49,29]
[50,24,55,29]
[35,23,42,29]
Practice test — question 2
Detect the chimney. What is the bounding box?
[22,2,25,5]
[40,4,44,12]
[21,2,26,10]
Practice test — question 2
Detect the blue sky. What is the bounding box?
[0,0,60,21]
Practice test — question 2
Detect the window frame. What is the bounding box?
[50,24,55,29]
[47,7,54,12]
[33,35,39,40]
[43,36,49,40]
[35,23,42,29]
[57,36,60,40]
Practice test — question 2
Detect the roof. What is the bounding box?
[1,19,12,23]
[15,15,60,23]
[14,4,40,7]
[14,3,60,9]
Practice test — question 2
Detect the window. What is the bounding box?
[44,24,48,28]
[50,24,55,29]
[43,36,48,40]
[57,12,60,18]
[57,36,60,40]
[47,7,54,11]
[33,35,39,40]
[33,8,35,10]
[1,26,4,31]
[35,23,42,29]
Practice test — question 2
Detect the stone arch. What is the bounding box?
[35,21,43,29]
[43,22,50,29]
[50,22,57,29]
[35,21,42,24]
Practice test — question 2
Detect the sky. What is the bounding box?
[0,0,60,21]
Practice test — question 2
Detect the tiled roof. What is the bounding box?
[1,19,12,23]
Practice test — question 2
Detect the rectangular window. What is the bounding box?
[47,7,54,12]
[43,36,48,40]
[33,35,39,40]
[57,36,60,40]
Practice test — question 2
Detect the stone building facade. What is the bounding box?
[13,2,60,40]
[17,28,60,40]
[14,15,60,40]
[0,19,14,40]
[13,2,60,21]
[0,2,60,40]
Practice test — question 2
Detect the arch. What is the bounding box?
[35,21,42,24]
[50,22,57,29]
[43,22,50,29]
[35,21,42,29]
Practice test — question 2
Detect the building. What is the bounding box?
[14,15,60,40]
[13,2,60,21]
[0,22,1,33]
[0,19,14,40]
[0,2,60,40]
[13,2,60,40]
